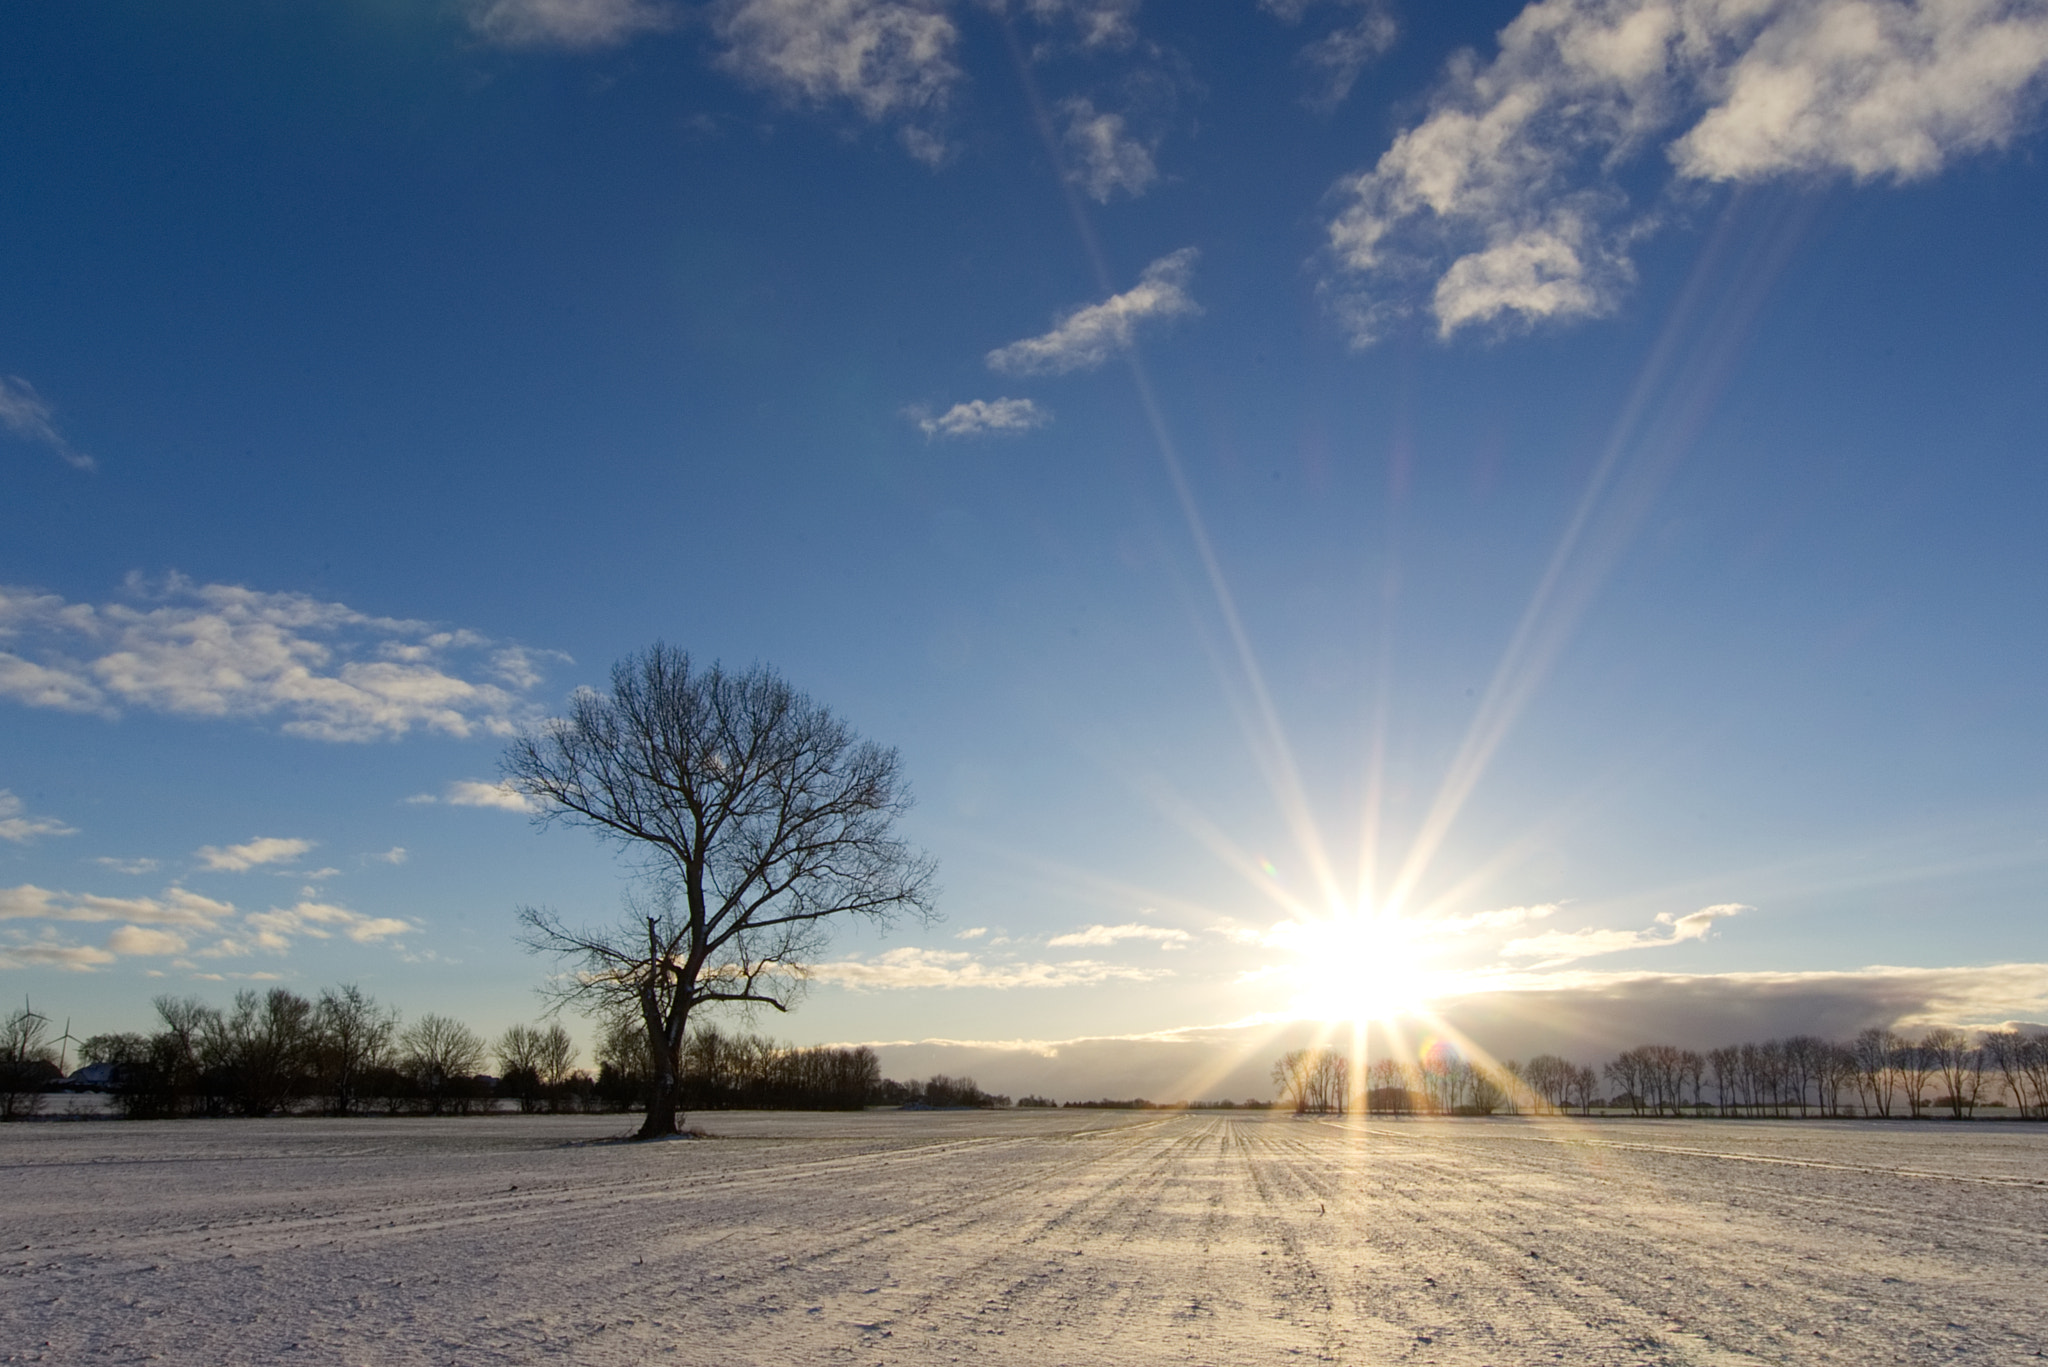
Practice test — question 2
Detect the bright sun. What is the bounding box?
[1270,912,1445,1023]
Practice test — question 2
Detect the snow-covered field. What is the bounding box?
[3,1110,2044,1364]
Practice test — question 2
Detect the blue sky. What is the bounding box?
[4,0,2047,1089]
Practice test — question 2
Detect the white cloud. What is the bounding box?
[810,945,1169,990]
[986,248,1201,375]
[0,575,549,741]
[242,900,417,950]
[1501,902,1745,967]
[1060,97,1160,201]
[1430,901,1561,935]
[1262,0,1397,108]
[0,883,235,928]
[909,397,1050,438]
[195,836,313,873]
[413,778,539,812]
[94,857,160,875]
[107,925,189,957]
[0,375,94,471]
[1325,0,2048,342]
[1023,0,1141,50]
[1674,0,2048,182]
[0,789,76,844]
[463,0,674,49]
[955,925,989,939]
[0,651,104,712]
[712,0,961,160]
[1046,922,1193,948]
[368,846,408,865]
[0,879,415,966]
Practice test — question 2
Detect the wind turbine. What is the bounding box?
[53,1018,83,1077]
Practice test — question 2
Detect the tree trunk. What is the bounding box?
[637,1071,680,1139]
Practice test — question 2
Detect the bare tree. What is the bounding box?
[1983,1029,2048,1119]
[1271,1048,1349,1114]
[204,988,318,1117]
[1852,1028,1897,1118]
[1567,1064,1597,1114]
[507,646,937,1139]
[1679,1050,1706,1114]
[2020,1032,2048,1117]
[1924,1027,1983,1119]
[1,1004,57,1121]
[316,984,395,1117]
[1896,1034,1939,1118]
[1815,1042,1857,1117]
[496,1024,546,1113]
[1524,1054,1574,1112]
[401,1014,486,1115]
[1273,1049,1314,1113]
[1365,1056,1411,1113]
[1604,1050,1646,1115]
[1466,1064,1505,1115]
[535,1022,579,1110]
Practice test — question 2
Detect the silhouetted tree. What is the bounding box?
[402,1014,486,1115]
[1,1004,58,1120]
[508,646,937,1139]
[316,984,395,1116]
[1925,1027,1982,1118]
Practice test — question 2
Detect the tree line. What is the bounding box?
[1,992,1004,1120]
[1273,1025,2048,1118]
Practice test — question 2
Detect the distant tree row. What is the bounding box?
[2,992,1001,1121]
[584,1014,1008,1111]
[1058,1097,1278,1110]
[27,988,566,1120]
[1594,1028,2048,1119]
[1271,1026,2048,1119]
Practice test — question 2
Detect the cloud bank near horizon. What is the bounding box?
[854,962,2048,1100]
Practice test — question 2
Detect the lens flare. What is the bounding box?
[1266,910,1451,1023]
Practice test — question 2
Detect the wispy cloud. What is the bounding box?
[409,778,538,812]
[986,248,1200,375]
[106,925,188,957]
[810,945,1169,990]
[0,575,549,741]
[0,789,76,844]
[1023,0,1141,51]
[0,883,235,928]
[1326,0,2048,343]
[194,836,313,873]
[0,375,94,471]
[908,397,1050,438]
[1060,96,1159,201]
[1501,902,1746,967]
[463,0,674,49]
[0,880,415,968]
[367,846,408,865]
[94,856,160,875]
[0,939,116,972]
[238,900,416,951]
[1046,922,1193,948]
[711,0,961,161]
[1261,0,1397,109]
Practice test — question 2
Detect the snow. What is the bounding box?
[3,1111,2044,1363]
